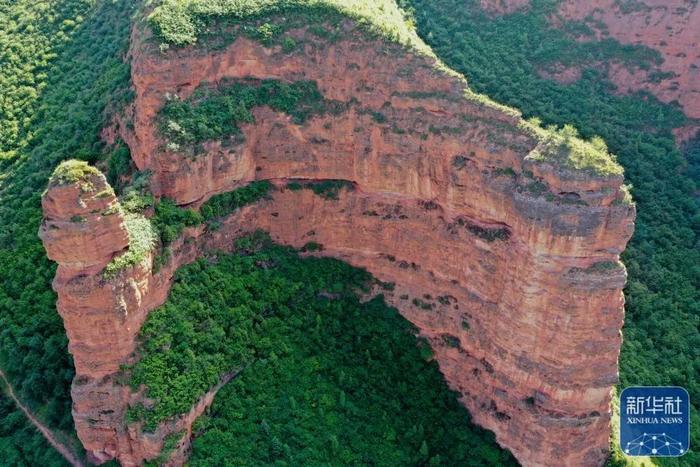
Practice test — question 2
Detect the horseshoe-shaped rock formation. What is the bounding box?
[40,9,635,467]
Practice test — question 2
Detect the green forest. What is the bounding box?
[0,394,68,466]
[131,233,516,465]
[401,0,699,464]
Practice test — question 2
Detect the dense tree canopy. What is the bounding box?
[130,234,516,465]
[0,394,69,466]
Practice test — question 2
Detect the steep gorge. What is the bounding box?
[39,7,635,467]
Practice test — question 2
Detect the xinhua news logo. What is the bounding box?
[620,386,690,457]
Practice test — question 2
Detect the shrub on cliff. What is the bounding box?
[200,180,272,220]
[151,198,203,245]
[160,79,336,151]
[285,179,354,200]
[49,159,101,185]
[521,120,624,177]
[103,213,157,279]
[147,181,272,249]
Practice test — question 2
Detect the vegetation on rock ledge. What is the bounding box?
[103,212,157,280]
[200,180,272,220]
[286,179,354,200]
[48,159,101,186]
[149,180,273,249]
[521,120,623,176]
[160,79,339,152]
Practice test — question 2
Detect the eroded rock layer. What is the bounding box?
[40,16,635,467]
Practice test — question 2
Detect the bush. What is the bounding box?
[151,198,203,246]
[107,144,133,191]
[49,159,100,185]
[160,79,335,150]
[103,213,157,279]
[200,180,272,220]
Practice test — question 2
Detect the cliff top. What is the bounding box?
[49,159,101,186]
[148,0,427,51]
[521,120,623,177]
[145,0,623,178]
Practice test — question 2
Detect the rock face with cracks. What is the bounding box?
[40,15,635,467]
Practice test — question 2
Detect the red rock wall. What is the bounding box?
[40,18,636,467]
[127,23,536,206]
[39,171,198,465]
[222,187,634,467]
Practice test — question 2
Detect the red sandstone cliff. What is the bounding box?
[40,13,636,467]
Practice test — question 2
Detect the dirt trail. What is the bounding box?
[0,369,84,467]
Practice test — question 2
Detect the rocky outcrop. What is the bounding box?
[40,165,134,463]
[40,13,636,467]
[487,0,700,120]
[40,166,128,270]
[40,161,216,465]
[557,0,700,120]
